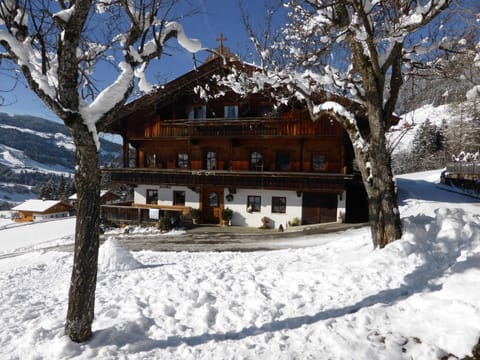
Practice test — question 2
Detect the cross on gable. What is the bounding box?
[216,33,227,55]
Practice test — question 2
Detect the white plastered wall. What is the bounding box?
[224,188,302,229]
[135,185,341,228]
[134,185,199,208]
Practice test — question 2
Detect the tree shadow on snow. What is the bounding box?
[91,212,479,352]
[141,262,176,269]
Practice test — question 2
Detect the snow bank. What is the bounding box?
[381,207,480,358]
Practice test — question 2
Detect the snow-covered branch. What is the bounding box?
[1,0,202,150]
[0,30,58,104]
[313,101,369,155]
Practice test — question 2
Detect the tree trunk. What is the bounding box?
[65,120,101,342]
[367,174,402,248]
[349,106,403,248]
[365,142,402,249]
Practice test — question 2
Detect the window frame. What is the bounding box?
[173,190,186,206]
[205,151,216,170]
[177,153,189,168]
[247,195,261,212]
[146,189,158,205]
[271,196,287,214]
[276,151,290,171]
[250,151,264,171]
[188,105,206,120]
[145,153,156,168]
[224,105,238,119]
[311,153,327,171]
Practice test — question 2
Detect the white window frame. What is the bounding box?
[224,105,238,119]
[189,105,206,120]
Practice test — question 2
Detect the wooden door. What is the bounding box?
[202,188,224,224]
[302,192,337,224]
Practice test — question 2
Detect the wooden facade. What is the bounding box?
[103,56,367,227]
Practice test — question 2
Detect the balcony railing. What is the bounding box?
[104,168,353,193]
[138,117,341,139]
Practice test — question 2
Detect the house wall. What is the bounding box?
[16,211,33,222]
[135,136,346,173]
[33,211,70,221]
[134,184,200,208]
[133,185,343,228]
[224,188,302,229]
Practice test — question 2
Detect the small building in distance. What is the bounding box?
[12,199,73,222]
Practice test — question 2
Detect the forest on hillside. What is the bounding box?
[391,55,480,175]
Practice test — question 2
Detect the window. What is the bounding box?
[205,151,216,170]
[173,191,185,206]
[209,192,219,207]
[250,151,263,171]
[188,105,206,120]
[276,152,290,171]
[272,197,286,213]
[224,105,238,119]
[312,154,327,171]
[259,105,271,117]
[146,153,156,168]
[177,153,189,168]
[247,195,261,212]
[146,189,158,204]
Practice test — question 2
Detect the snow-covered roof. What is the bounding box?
[12,199,70,213]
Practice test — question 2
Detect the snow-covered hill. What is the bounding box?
[0,143,73,174]
[389,104,454,154]
[0,169,478,359]
[0,113,121,205]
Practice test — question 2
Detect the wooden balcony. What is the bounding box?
[137,117,342,139]
[104,168,353,193]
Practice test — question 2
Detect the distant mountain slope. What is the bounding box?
[0,113,121,205]
[0,113,120,167]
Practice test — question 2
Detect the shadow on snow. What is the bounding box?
[89,211,479,354]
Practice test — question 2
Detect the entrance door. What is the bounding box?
[202,188,224,224]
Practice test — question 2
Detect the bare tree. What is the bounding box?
[232,0,458,248]
[0,0,201,342]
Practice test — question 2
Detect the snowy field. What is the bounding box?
[0,170,479,359]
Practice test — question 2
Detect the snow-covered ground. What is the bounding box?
[0,170,479,359]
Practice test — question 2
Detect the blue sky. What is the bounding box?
[1,0,271,121]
